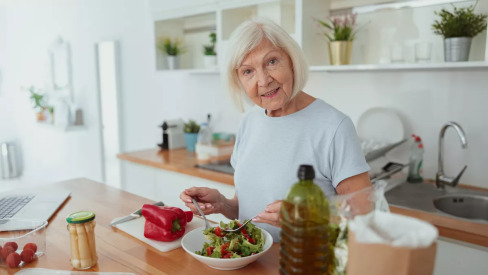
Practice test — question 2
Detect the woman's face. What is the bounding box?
[237,39,295,116]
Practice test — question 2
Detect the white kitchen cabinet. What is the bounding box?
[150,0,487,72]
[121,161,235,223]
[434,237,488,275]
[121,161,158,200]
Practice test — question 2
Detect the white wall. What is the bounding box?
[0,0,154,189]
[1,1,487,190]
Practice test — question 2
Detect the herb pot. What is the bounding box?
[328,41,353,65]
[444,37,472,62]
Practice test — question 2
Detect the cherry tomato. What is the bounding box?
[5,242,18,251]
[21,249,35,264]
[1,245,15,259]
[23,243,38,253]
[6,252,21,268]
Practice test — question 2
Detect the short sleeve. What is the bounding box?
[230,121,243,169]
[329,117,370,187]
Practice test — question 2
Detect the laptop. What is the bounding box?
[0,190,71,231]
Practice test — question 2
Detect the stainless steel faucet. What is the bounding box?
[436,121,468,189]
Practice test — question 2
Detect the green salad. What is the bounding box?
[195,220,264,258]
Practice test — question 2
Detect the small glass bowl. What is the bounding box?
[0,219,48,267]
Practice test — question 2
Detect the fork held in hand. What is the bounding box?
[222,215,258,233]
[191,197,210,230]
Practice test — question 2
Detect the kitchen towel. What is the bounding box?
[113,216,207,252]
[348,210,438,247]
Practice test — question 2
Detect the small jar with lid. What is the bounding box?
[66,211,98,269]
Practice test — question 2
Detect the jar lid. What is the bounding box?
[66,211,95,224]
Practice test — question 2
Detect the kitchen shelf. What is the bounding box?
[155,68,220,75]
[309,61,488,72]
[330,0,471,13]
[150,0,487,71]
[38,122,86,131]
[154,12,217,71]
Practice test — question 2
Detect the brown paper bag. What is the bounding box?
[346,232,437,275]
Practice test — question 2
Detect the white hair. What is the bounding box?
[223,17,309,112]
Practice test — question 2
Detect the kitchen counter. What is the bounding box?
[118,148,234,186]
[1,178,279,274]
[118,148,488,247]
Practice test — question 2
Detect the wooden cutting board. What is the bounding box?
[113,216,207,252]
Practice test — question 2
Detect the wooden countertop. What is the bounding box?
[1,178,279,274]
[119,148,488,247]
[118,148,234,186]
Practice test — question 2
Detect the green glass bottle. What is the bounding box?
[280,165,331,274]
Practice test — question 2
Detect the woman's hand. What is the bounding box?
[180,187,239,219]
[254,200,281,228]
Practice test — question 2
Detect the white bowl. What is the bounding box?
[181,226,273,270]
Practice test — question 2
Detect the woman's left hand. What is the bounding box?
[254,200,281,228]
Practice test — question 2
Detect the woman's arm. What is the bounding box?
[336,172,374,215]
[220,193,239,220]
[180,187,239,220]
[336,172,372,195]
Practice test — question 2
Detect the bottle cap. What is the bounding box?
[66,211,95,224]
[412,134,422,142]
[297,165,315,180]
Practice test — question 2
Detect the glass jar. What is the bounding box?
[66,211,98,269]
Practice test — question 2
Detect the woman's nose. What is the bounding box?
[257,69,272,87]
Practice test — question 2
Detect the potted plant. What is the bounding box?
[156,37,184,69]
[432,1,487,62]
[27,86,47,121]
[183,120,200,152]
[203,32,217,69]
[315,13,360,65]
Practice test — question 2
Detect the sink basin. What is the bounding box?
[385,180,488,224]
[433,195,488,222]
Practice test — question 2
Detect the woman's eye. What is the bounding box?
[268,59,277,65]
[243,69,251,75]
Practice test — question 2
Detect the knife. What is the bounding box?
[110,201,165,227]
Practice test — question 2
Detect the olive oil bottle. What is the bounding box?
[280,165,332,274]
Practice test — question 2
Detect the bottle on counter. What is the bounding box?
[407,134,424,183]
[196,122,213,161]
[280,165,332,274]
[66,211,98,270]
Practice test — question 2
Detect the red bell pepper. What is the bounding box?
[144,219,184,241]
[141,204,194,242]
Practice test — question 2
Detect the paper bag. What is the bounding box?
[346,232,437,275]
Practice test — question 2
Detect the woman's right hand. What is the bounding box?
[180,187,223,216]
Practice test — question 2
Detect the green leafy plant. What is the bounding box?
[157,37,184,56]
[432,2,487,38]
[27,86,46,112]
[184,120,200,133]
[203,32,217,56]
[315,13,360,41]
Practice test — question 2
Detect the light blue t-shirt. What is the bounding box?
[230,99,369,242]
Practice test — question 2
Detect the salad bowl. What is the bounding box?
[181,226,273,270]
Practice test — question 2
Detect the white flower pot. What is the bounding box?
[203,55,217,69]
[166,55,180,70]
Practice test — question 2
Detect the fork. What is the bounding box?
[222,215,258,233]
[191,197,210,230]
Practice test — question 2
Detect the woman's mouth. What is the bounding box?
[262,87,279,98]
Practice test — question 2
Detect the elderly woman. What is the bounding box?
[180,17,371,241]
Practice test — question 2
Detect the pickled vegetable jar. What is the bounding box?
[66,211,98,269]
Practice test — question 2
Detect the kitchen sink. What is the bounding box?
[195,162,234,175]
[433,195,488,221]
[385,179,488,224]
